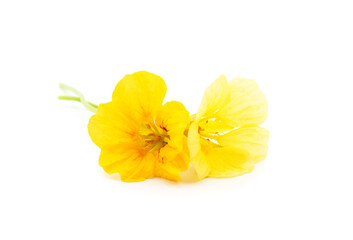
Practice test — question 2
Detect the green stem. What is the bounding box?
[58,96,98,108]
[58,83,98,113]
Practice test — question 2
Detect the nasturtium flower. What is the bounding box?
[88,71,190,182]
[188,75,269,179]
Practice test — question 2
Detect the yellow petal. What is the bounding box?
[88,102,139,148]
[155,148,189,181]
[154,101,190,176]
[218,125,269,163]
[99,145,155,182]
[155,135,190,181]
[188,123,211,179]
[188,123,254,179]
[216,77,268,127]
[88,71,168,149]
[112,71,167,122]
[198,119,234,133]
[196,75,230,121]
[155,101,189,151]
[206,146,254,178]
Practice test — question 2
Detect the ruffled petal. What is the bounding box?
[112,71,167,122]
[216,77,268,127]
[155,101,189,151]
[154,147,189,181]
[88,102,139,148]
[154,101,190,181]
[206,146,254,178]
[154,101,190,175]
[187,123,211,179]
[217,125,269,163]
[99,145,155,182]
[196,75,231,121]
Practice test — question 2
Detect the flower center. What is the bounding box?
[198,126,221,146]
[139,122,169,153]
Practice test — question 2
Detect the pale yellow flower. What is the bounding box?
[188,75,269,179]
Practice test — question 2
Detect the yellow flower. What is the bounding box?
[188,75,269,179]
[88,71,190,182]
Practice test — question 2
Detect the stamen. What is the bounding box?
[149,142,165,153]
[151,123,161,135]
[140,121,169,153]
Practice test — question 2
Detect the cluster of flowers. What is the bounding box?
[87,71,269,182]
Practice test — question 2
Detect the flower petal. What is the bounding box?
[196,75,231,121]
[155,101,189,151]
[206,146,254,178]
[198,119,234,133]
[154,148,189,181]
[217,125,269,163]
[88,102,139,148]
[188,123,211,179]
[155,134,190,181]
[188,123,254,179]
[154,101,190,178]
[99,145,155,182]
[216,77,268,127]
[112,71,166,122]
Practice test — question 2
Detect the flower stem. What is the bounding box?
[58,96,98,108]
[58,83,98,113]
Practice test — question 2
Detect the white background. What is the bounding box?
[1,0,352,239]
